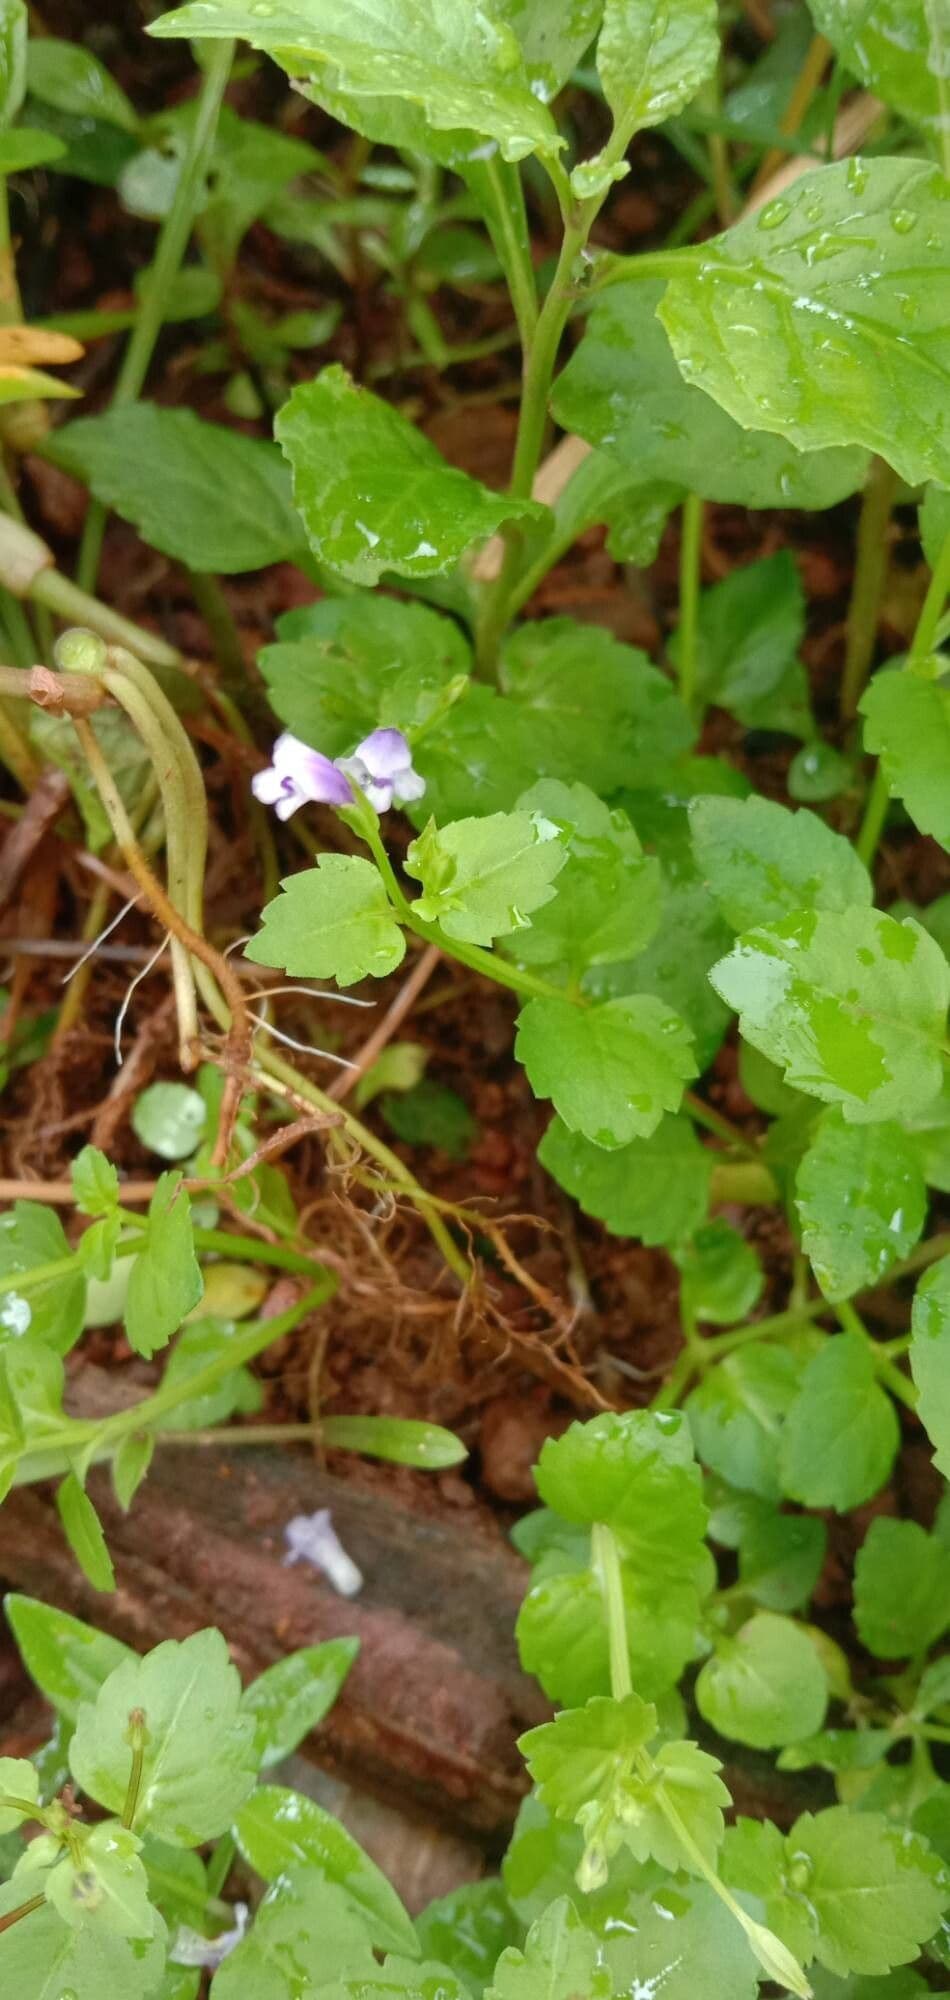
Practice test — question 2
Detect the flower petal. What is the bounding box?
[251,766,288,806]
[393,767,427,805]
[353,727,413,782]
[272,732,353,805]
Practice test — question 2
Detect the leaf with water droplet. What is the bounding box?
[655,156,950,488]
[795,1106,926,1301]
[516,993,696,1147]
[806,0,948,136]
[690,792,872,932]
[405,808,568,946]
[594,0,718,130]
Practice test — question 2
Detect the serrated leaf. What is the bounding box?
[603,1881,760,2000]
[854,1517,950,1660]
[595,0,719,127]
[520,1693,657,1819]
[738,1508,827,1613]
[860,664,950,852]
[71,1145,121,1218]
[234,1785,418,1956]
[710,906,950,1125]
[243,1639,359,1768]
[551,277,867,509]
[57,1474,115,1592]
[488,1895,611,1999]
[788,1806,949,1977]
[260,596,469,759]
[412,684,541,824]
[5,1593,133,1721]
[212,1872,378,2000]
[690,793,871,933]
[670,553,812,735]
[795,1108,927,1301]
[45,406,304,572]
[538,1112,711,1247]
[502,780,661,980]
[687,1345,810,1499]
[303,1958,469,2000]
[592,846,733,1070]
[676,1221,763,1325]
[70,1629,258,1846]
[806,0,946,133]
[0,1200,85,1352]
[911,1255,950,1474]
[656,156,950,490]
[516,994,695,1148]
[779,1333,900,1509]
[415,1878,518,1997]
[276,366,543,585]
[406,810,567,946]
[722,1814,819,1968]
[246,855,406,988]
[499,617,694,794]
[0,1879,166,2000]
[151,0,561,164]
[696,1612,828,1749]
[124,1175,202,1360]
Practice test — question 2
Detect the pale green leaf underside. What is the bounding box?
[247,855,406,988]
[150,0,561,162]
[277,365,544,584]
[596,0,719,128]
[657,156,950,490]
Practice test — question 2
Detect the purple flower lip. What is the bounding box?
[253,727,425,821]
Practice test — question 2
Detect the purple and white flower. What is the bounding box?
[253,727,424,821]
[170,1903,249,1971]
[283,1507,364,1597]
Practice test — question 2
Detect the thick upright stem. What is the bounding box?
[75,41,234,591]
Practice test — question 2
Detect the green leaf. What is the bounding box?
[415,1879,519,1998]
[46,1820,153,1937]
[0,126,67,169]
[516,995,695,1148]
[112,1432,155,1512]
[412,685,541,824]
[151,0,561,165]
[520,1693,657,1820]
[921,482,950,571]
[687,1344,809,1499]
[30,705,153,855]
[911,1255,950,1473]
[70,1629,258,1846]
[155,1315,262,1433]
[805,0,946,134]
[501,780,661,980]
[809,1974,929,1999]
[499,618,694,795]
[26,37,139,131]
[319,1414,467,1469]
[669,553,812,735]
[243,1639,360,1768]
[710,906,950,1125]
[592,851,732,1070]
[854,1517,950,1659]
[276,366,543,585]
[595,0,718,128]
[789,741,853,803]
[260,596,469,759]
[696,1612,828,1749]
[786,1806,948,1977]
[380,1080,476,1158]
[0,1200,85,1352]
[656,156,950,490]
[502,1792,660,1935]
[132,1083,207,1162]
[690,793,871,933]
[517,1412,706,1705]
[487,1896,611,1999]
[405,809,567,946]
[603,1882,760,2000]
[57,1475,116,1593]
[0,1879,166,2000]
[213,1875,378,1998]
[234,1785,419,1956]
[301,1958,470,2000]
[354,1041,427,1111]
[4,1593,133,1721]
[779,1333,900,1509]
[538,1112,711,1247]
[72,1146,121,1218]
[45,406,304,573]
[0,1757,39,1833]
[795,1108,927,1301]
[124,1175,203,1360]
[0,0,25,129]
[551,277,867,509]
[860,663,950,851]
[676,1221,763,1325]
[246,855,406,988]
[737,1507,827,1613]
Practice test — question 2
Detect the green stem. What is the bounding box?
[466,155,538,351]
[75,41,235,592]
[31,568,181,668]
[675,494,703,715]
[856,524,950,866]
[188,571,246,700]
[841,456,897,720]
[122,1711,148,1829]
[592,1522,633,1700]
[0,1895,46,1936]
